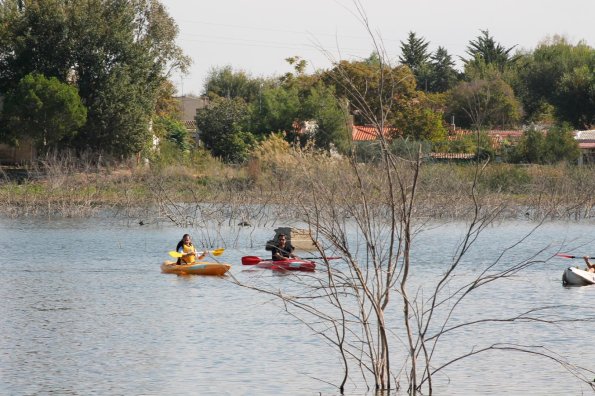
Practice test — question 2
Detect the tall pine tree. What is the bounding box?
[399,31,431,91]
[428,46,459,92]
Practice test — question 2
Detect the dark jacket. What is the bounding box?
[271,243,294,260]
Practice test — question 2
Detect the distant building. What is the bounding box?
[174,95,209,145]
[575,130,595,165]
[0,139,36,165]
[351,125,398,141]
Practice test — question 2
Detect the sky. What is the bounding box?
[160,0,595,96]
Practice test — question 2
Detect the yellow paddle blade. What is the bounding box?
[170,248,224,258]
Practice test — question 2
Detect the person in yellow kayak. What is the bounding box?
[271,233,299,261]
[176,234,206,265]
[583,256,595,273]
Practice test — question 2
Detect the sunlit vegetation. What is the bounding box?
[1,145,593,221]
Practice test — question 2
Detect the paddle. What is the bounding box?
[241,255,341,265]
[556,254,593,259]
[302,256,342,260]
[169,248,225,258]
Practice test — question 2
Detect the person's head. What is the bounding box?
[278,233,287,245]
[182,234,192,245]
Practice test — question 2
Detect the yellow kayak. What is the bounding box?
[161,260,231,276]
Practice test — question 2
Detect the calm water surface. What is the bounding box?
[1,217,594,395]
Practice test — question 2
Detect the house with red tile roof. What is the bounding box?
[351,125,398,141]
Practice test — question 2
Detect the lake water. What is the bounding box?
[1,217,594,395]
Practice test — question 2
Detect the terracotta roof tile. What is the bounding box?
[429,152,475,160]
[352,125,398,141]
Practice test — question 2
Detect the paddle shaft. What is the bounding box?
[556,254,593,259]
[241,255,340,265]
[301,256,342,260]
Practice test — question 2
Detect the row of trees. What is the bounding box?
[0,1,591,165]
[399,30,595,130]
[195,30,591,164]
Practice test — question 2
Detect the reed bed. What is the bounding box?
[1,149,593,222]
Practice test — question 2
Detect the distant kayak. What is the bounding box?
[161,260,231,276]
[241,256,316,272]
[562,267,595,286]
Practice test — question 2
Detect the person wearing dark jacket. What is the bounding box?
[271,233,298,261]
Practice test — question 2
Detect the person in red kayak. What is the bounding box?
[176,234,206,265]
[271,233,299,261]
[583,256,595,273]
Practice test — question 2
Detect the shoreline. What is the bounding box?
[1,161,594,221]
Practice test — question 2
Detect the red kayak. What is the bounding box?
[241,256,316,272]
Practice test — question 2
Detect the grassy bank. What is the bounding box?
[1,149,594,222]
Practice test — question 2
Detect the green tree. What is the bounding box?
[399,31,431,91]
[76,65,155,155]
[0,0,73,93]
[463,30,517,74]
[507,125,580,164]
[543,124,580,164]
[324,57,450,145]
[301,83,350,152]
[249,64,348,152]
[255,84,301,136]
[513,37,595,128]
[390,93,447,142]
[508,127,545,163]
[556,65,595,128]
[203,65,263,103]
[153,116,191,152]
[448,73,523,129]
[324,60,416,125]
[2,73,86,148]
[0,0,190,156]
[427,46,459,92]
[195,97,254,163]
